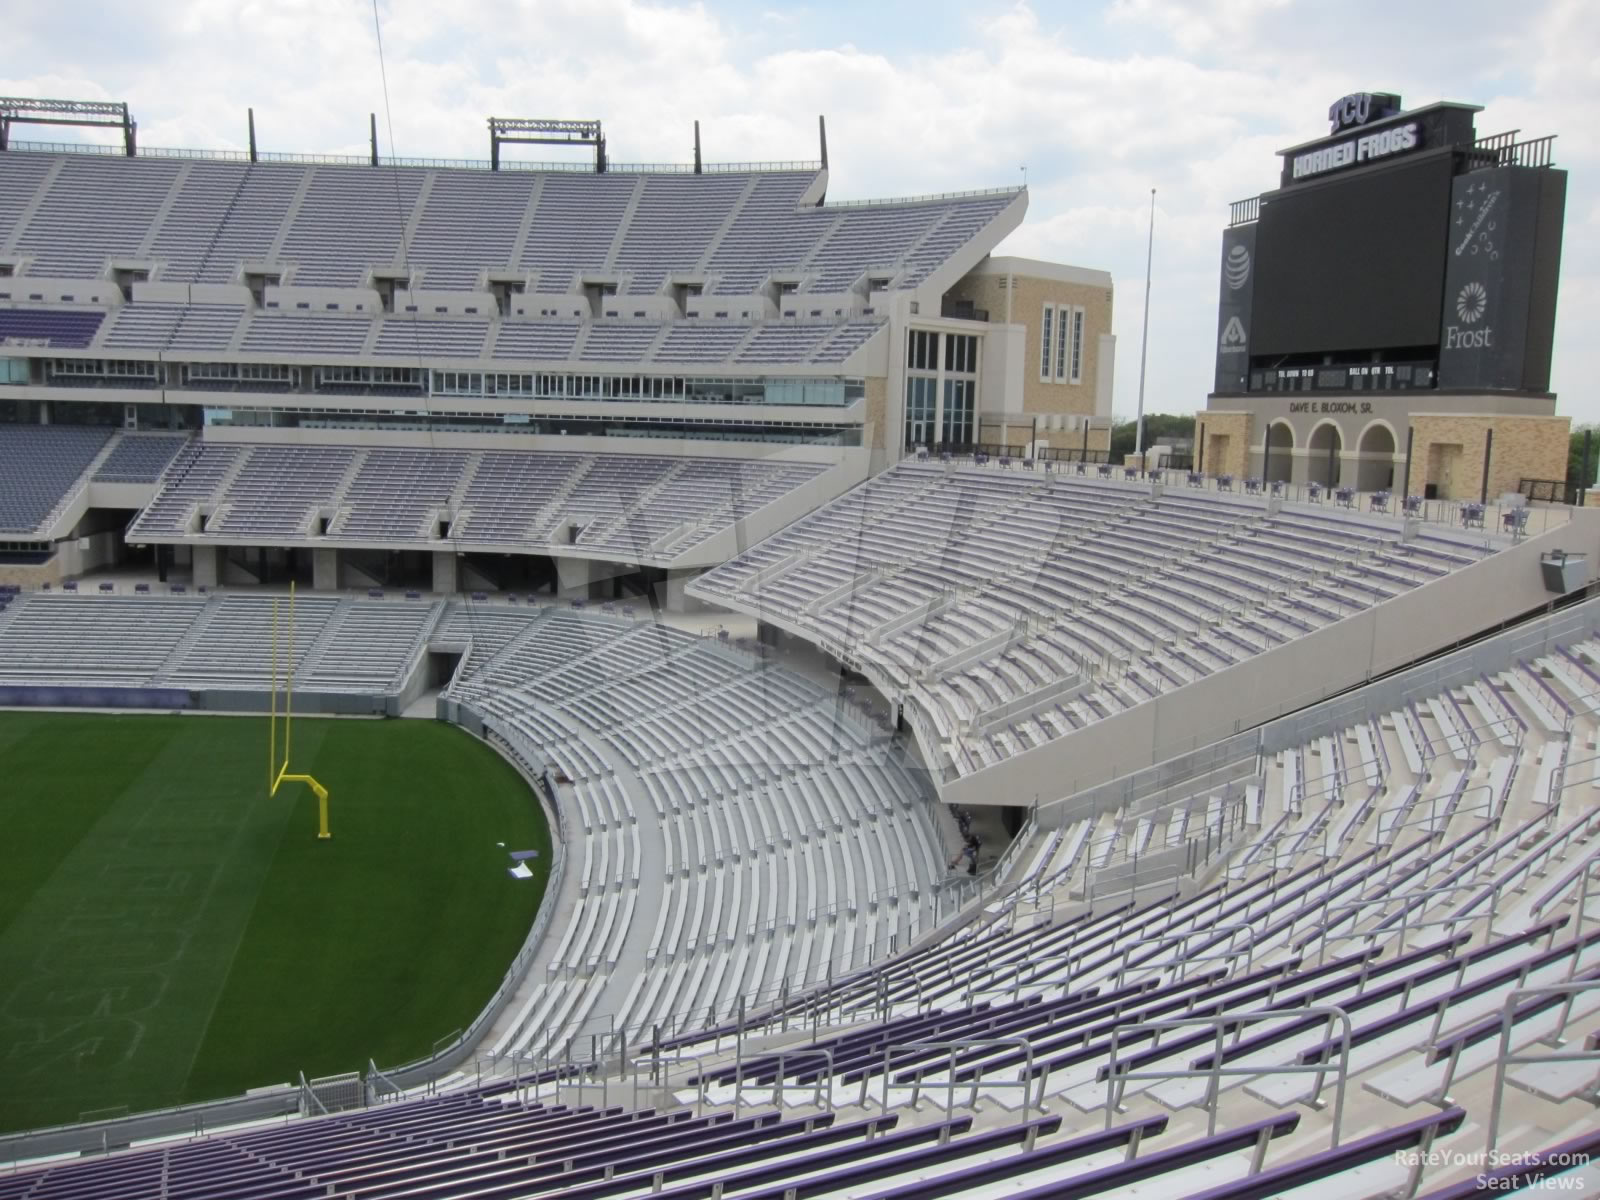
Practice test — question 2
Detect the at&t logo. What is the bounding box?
[1225,244,1251,291]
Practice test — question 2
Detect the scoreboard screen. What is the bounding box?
[1250,152,1454,356]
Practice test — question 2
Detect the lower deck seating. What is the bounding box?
[0,591,443,694]
[7,597,1600,1198]
[641,597,1600,1197]
[441,604,945,1059]
[0,1071,1479,1199]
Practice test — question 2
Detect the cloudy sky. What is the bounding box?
[6,0,1595,423]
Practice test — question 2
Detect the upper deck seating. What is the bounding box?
[3,151,1015,315]
[11,156,180,278]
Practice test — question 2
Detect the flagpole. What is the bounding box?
[1134,187,1156,459]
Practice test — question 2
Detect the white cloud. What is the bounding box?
[3,0,1594,423]
[1106,0,1295,57]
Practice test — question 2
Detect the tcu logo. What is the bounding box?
[1328,92,1401,133]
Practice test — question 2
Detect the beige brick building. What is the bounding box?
[1193,398,1569,501]
[889,255,1115,461]
[1192,410,1251,480]
[1406,413,1571,500]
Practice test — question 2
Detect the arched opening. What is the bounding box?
[1307,423,1343,487]
[1355,423,1397,493]
[1262,422,1294,484]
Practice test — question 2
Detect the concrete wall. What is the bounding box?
[862,375,889,470]
[1094,333,1116,419]
[193,545,219,589]
[339,556,382,589]
[460,560,500,593]
[50,530,121,577]
[1032,420,1112,459]
[86,481,158,513]
[5,279,122,304]
[312,548,338,591]
[553,555,634,598]
[657,568,717,614]
[431,551,458,595]
[193,689,395,716]
[199,422,854,462]
[0,560,63,588]
[978,324,1025,419]
[1043,591,1600,831]
[220,555,261,587]
[939,508,1600,805]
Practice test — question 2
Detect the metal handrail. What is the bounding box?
[1450,712,1524,758]
[892,1038,1040,1122]
[365,1060,404,1104]
[1454,809,1600,929]
[295,1071,327,1117]
[1113,923,1258,987]
[1556,751,1600,794]
[1403,702,1443,771]
[1566,858,1600,946]
[1100,1006,1352,1146]
[1287,759,1347,811]
[1486,980,1600,1154]
[1310,883,1489,964]
[1231,816,1341,877]
[727,1047,835,1114]
[1359,786,1495,864]
[822,185,1024,210]
[370,709,568,1079]
[2,138,822,175]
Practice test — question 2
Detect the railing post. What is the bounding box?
[1204,1022,1224,1137]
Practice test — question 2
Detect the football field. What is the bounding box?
[0,712,550,1135]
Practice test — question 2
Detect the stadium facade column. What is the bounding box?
[312,548,338,591]
[555,556,595,598]
[659,568,708,614]
[431,551,458,595]
[193,545,219,589]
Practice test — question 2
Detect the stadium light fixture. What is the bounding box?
[488,117,605,172]
[0,97,136,155]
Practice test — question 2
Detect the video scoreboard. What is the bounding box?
[1214,93,1566,398]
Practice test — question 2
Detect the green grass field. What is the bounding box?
[0,712,550,1135]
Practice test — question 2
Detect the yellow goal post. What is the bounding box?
[269,582,332,839]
